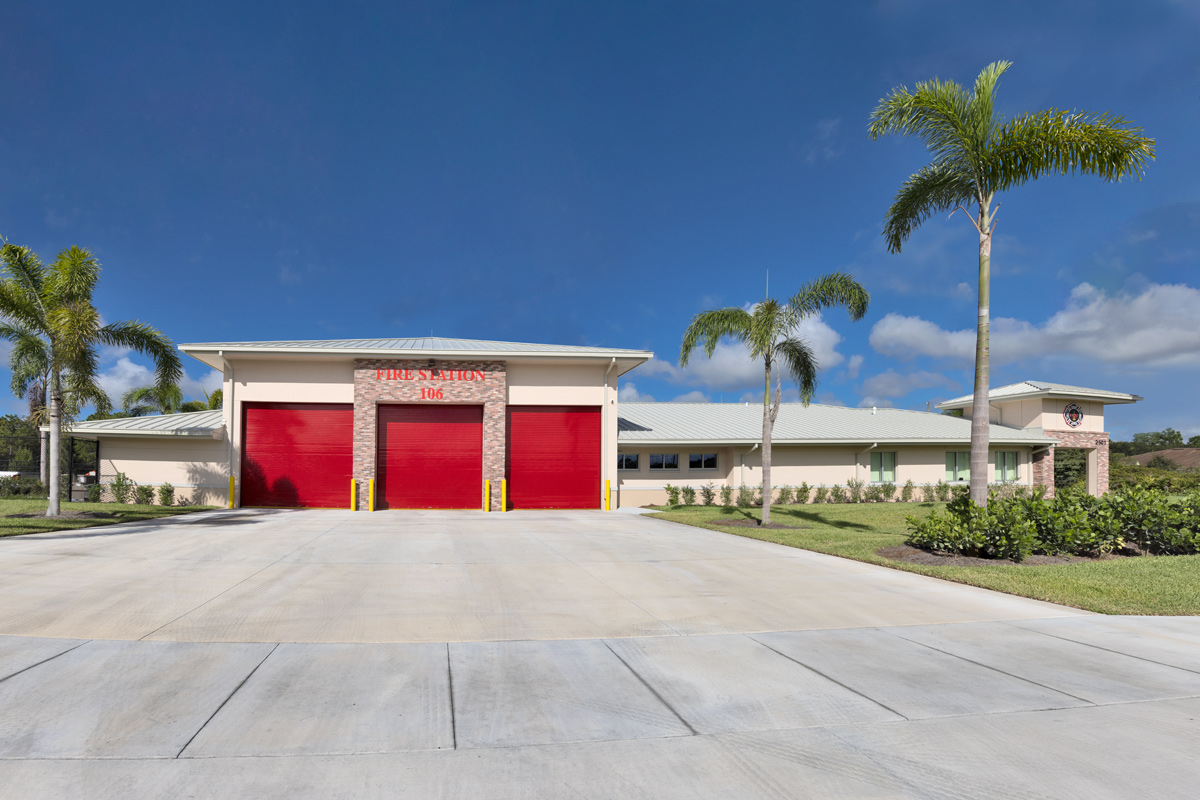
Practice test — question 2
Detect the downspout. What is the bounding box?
[856,443,878,483]
[740,442,759,485]
[604,358,616,508]
[218,351,234,504]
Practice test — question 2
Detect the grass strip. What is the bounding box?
[649,502,1200,616]
[0,498,217,537]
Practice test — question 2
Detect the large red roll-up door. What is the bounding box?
[378,404,483,509]
[241,403,353,508]
[506,406,601,509]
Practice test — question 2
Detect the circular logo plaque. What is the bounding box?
[1063,403,1084,428]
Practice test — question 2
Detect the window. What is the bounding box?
[946,451,970,482]
[996,451,1018,482]
[617,453,639,471]
[689,453,718,470]
[870,451,896,483]
[649,453,679,471]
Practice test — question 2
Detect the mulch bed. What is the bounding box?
[712,519,812,530]
[877,544,1136,567]
[3,511,117,520]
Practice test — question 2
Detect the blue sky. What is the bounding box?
[2,0,1198,439]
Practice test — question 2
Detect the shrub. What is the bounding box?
[775,485,794,505]
[812,485,828,504]
[680,485,696,505]
[719,484,733,506]
[664,484,681,505]
[701,483,716,506]
[753,485,764,505]
[828,484,846,503]
[108,472,134,504]
[880,482,897,502]
[921,483,934,502]
[846,477,865,503]
[86,483,102,503]
[135,485,155,505]
[1146,454,1179,471]
[901,479,915,502]
[795,482,811,504]
[0,476,46,497]
[736,484,755,507]
[157,483,175,506]
[934,480,951,502]
[863,484,882,503]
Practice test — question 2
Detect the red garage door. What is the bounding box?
[241,403,353,508]
[378,404,483,509]
[506,406,601,509]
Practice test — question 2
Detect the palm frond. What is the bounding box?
[679,307,753,365]
[868,75,977,168]
[98,320,182,388]
[775,337,818,405]
[881,162,976,252]
[984,109,1155,192]
[787,273,871,322]
[45,246,101,306]
[0,245,48,331]
[967,61,1011,150]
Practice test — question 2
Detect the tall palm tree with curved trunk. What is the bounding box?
[0,244,181,516]
[869,61,1154,506]
[680,273,869,525]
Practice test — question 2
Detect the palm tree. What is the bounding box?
[0,244,181,516]
[122,384,184,416]
[680,273,869,524]
[869,61,1154,505]
[179,388,223,413]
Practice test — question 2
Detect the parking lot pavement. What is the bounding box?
[1,510,1198,797]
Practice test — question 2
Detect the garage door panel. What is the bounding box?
[242,403,353,508]
[507,406,600,509]
[378,405,482,509]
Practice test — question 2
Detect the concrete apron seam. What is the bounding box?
[600,639,699,735]
[998,619,1200,677]
[175,643,281,759]
[746,634,909,721]
[0,640,90,686]
[445,642,457,750]
[877,625,1098,706]
[134,525,342,642]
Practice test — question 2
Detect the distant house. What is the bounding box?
[1129,448,1200,470]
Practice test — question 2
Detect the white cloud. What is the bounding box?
[804,117,843,163]
[96,358,223,407]
[618,382,654,402]
[671,390,709,403]
[857,397,897,409]
[869,281,1200,367]
[859,369,959,400]
[845,354,864,380]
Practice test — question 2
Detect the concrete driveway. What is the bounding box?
[1,509,1198,798]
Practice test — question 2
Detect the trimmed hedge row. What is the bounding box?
[906,487,1200,562]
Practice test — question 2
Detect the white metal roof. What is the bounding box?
[937,380,1142,410]
[60,410,224,440]
[617,403,1055,446]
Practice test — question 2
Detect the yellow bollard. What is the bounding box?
[228,476,235,509]
[369,479,376,512]
[501,479,507,512]
[484,479,491,512]
[350,479,357,511]
[606,479,611,511]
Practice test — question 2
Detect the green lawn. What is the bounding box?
[649,502,1200,616]
[0,498,217,537]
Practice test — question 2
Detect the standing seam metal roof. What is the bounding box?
[617,403,1054,444]
[59,410,224,437]
[179,337,652,356]
[938,381,1141,408]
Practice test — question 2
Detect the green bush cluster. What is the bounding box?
[104,472,178,505]
[700,483,716,506]
[0,476,46,497]
[719,485,733,506]
[1110,461,1200,493]
[664,484,681,505]
[680,485,696,505]
[906,487,1200,562]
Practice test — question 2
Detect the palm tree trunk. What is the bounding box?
[40,431,49,485]
[970,199,993,506]
[46,373,62,517]
[761,358,772,525]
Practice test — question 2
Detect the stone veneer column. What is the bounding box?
[353,359,507,510]
[1033,429,1110,498]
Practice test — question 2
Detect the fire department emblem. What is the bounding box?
[1063,403,1084,428]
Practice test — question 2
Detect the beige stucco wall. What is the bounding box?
[1037,398,1105,433]
[98,436,228,505]
[615,443,1036,507]
[964,397,1106,433]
